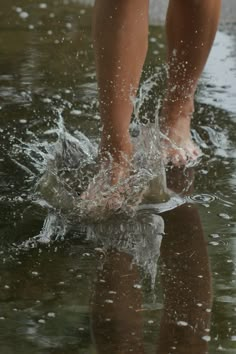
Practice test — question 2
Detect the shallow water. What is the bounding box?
[1,2,236,354]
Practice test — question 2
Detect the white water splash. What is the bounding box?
[87,212,164,287]
[33,111,169,221]
[10,72,190,251]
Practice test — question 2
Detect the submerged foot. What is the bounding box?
[81,144,133,213]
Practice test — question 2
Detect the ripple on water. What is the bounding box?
[218,213,232,220]
[189,193,216,204]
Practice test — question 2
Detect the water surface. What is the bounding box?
[1,2,236,353]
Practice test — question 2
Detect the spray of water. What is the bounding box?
[10,75,186,256]
[8,74,190,285]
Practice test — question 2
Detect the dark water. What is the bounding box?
[1,1,236,353]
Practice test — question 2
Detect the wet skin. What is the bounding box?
[93,0,221,181]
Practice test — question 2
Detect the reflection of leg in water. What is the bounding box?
[91,251,145,354]
[157,168,212,353]
[90,213,164,353]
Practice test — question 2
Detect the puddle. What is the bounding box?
[0,1,236,353]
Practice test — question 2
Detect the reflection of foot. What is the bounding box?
[160,99,202,166]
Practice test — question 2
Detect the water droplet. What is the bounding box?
[19,11,29,19]
[209,233,220,239]
[218,213,232,220]
[105,299,113,304]
[42,98,52,104]
[202,335,211,342]
[66,23,72,30]
[47,312,56,318]
[209,241,220,246]
[177,321,188,327]
[150,37,157,43]
[39,3,47,9]
[70,109,82,116]
[190,194,215,203]
[82,253,90,257]
[19,119,27,124]
[133,284,142,289]
[38,319,46,324]
[15,7,22,13]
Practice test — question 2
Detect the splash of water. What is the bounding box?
[8,75,186,286]
[32,110,169,221]
[87,212,164,287]
[11,74,173,221]
[10,73,189,253]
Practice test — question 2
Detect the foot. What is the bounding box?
[160,99,202,166]
[81,139,133,212]
[161,122,202,166]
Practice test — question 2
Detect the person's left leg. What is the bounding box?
[161,0,222,164]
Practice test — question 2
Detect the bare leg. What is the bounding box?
[157,168,212,353]
[93,0,149,183]
[158,203,212,353]
[91,250,144,354]
[87,0,221,203]
[161,0,221,164]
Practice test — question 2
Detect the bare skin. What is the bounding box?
[92,0,221,181]
[93,0,149,185]
[162,0,221,164]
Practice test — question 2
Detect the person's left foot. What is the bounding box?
[161,124,202,165]
[160,98,202,166]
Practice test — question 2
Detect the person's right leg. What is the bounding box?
[161,0,221,164]
[93,0,149,184]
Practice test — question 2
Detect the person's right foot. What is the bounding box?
[81,138,133,211]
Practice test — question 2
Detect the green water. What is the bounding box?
[1,1,236,353]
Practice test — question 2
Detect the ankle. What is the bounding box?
[100,133,133,164]
[160,96,194,128]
